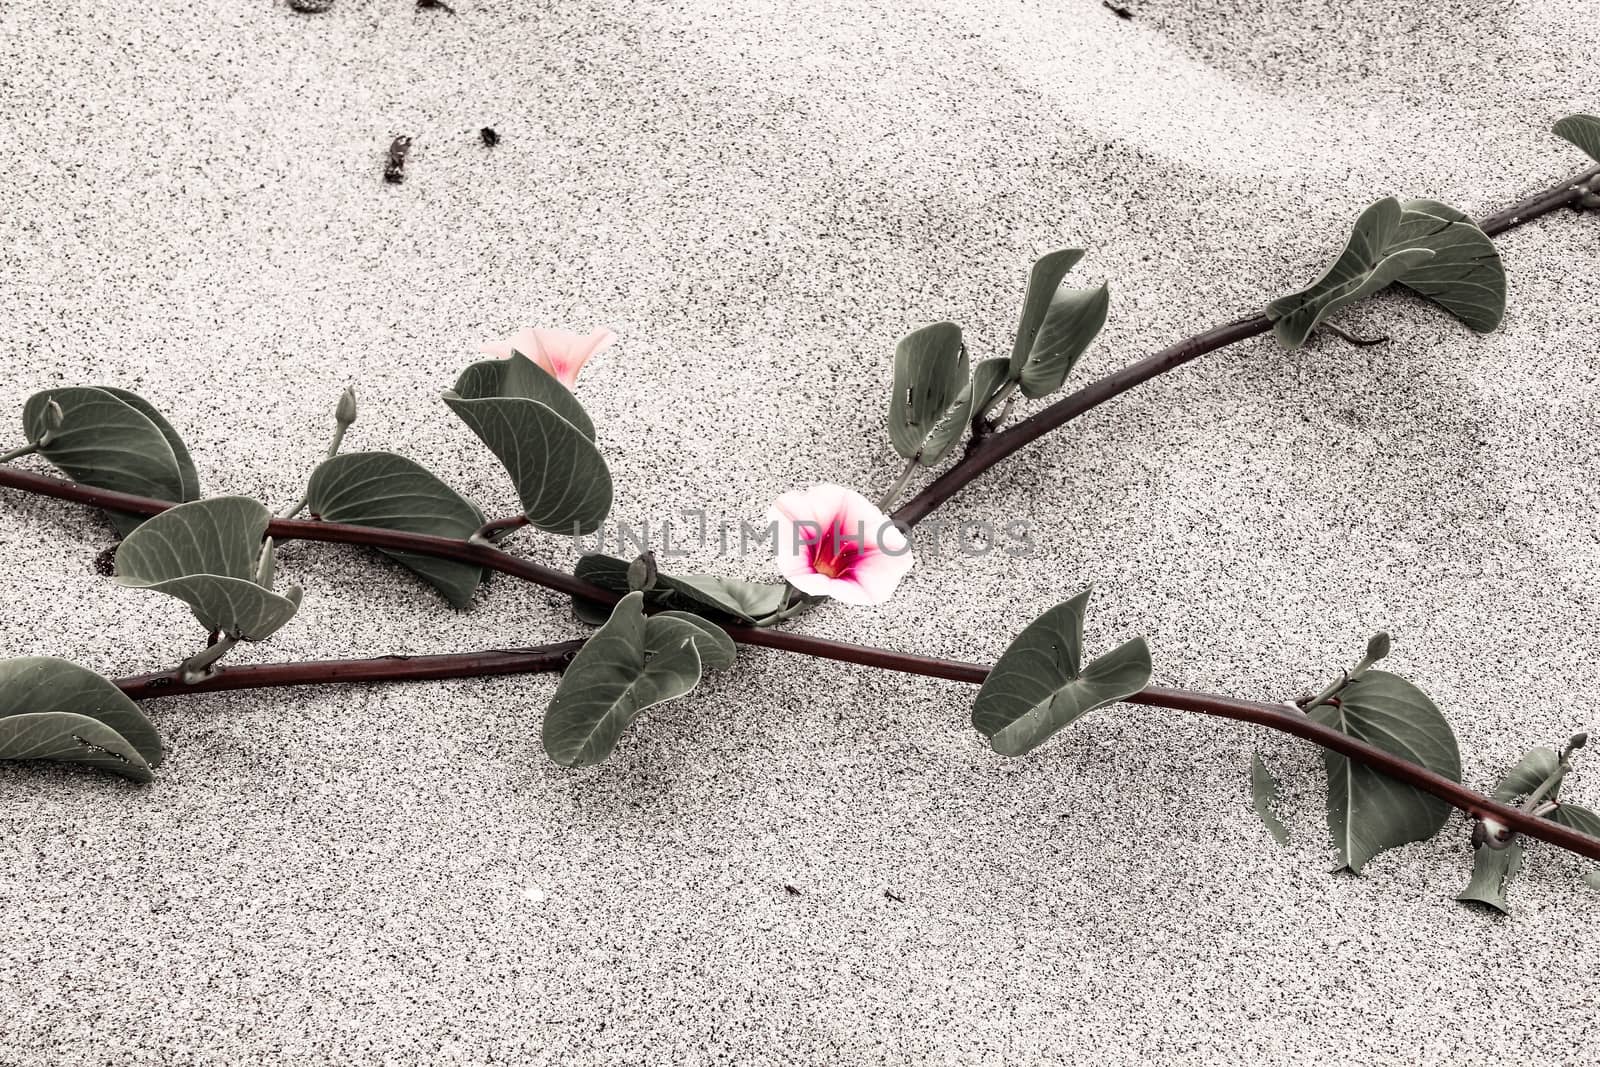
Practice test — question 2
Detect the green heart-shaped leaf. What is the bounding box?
[1455,746,1566,913]
[1008,248,1086,374]
[0,656,162,769]
[1311,669,1462,873]
[1251,751,1290,847]
[1457,842,1523,915]
[964,357,1013,423]
[971,588,1153,757]
[1266,198,1435,350]
[888,322,971,465]
[23,387,200,535]
[96,387,201,502]
[1550,801,1600,892]
[443,392,612,535]
[1391,199,1505,333]
[305,451,485,609]
[1554,114,1600,162]
[645,610,736,668]
[1491,745,1562,803]
[0,711,153,782]
[1551,801,1600,838]
[115,496,302,640]
[573,554,788,625]
[542,591,712,767]
[1016,282,1111,400]
[452,352,596,440]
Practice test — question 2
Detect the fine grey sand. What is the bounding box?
[3,0,1599,1062]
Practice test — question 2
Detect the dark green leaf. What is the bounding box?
[1266,198,1434,350]
[1456,843,1523,914]
[971,589,1153,757]
[114,496,301,641]
[1491,746,1562,803]
[1017,283,1111,399]
[452,352,596,439]
[1554,114,1600,162]
[1251,751,1290,847]
[964,357,1013,423]
[644,610,736,669]
[1550,801,1600,839]
[889,322,971,465]
[23,387,198,535]
[96,387,201,503]
[0,711,153,782]
[542,591,707,768]
[305,451,485,609]
[0,656,162,767]
[443,392,612,535]
[1391,199,1505,333]
[1311,669,1462,873]
[1552,803,1600,892]
[671,573,790,623]
[1008,248,1086,373]
[574,554,788,625]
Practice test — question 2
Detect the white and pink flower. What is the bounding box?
[480,326,616,390]
[767,484,914,605]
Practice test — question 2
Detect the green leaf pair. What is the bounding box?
[970,588,1152,757]
[573,553,790,626]
[444,352,611,535]
[115,496,302,641]
[22,387,200,535]
[888,250,1109,464]
[543,591,736,767]
[0,657,162,782]
[1246,639,1461,873]
[1265,197,1506,349]
[1456,745,1600,914]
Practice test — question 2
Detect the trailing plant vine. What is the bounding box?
[2,117,1599,915]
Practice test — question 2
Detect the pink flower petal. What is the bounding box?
[479,326,541,363]
[766,483,914,606]
[530,327,617,389]
[478,326,615,390]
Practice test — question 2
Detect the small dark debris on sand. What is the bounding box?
[417,0,457,13]
[884,889,904,903]
[384,135,413,183]
[288,0,334,12]
[1103,1,1134,17]
[93,544,117,577]
[480,127,500,147]
[783,884,802,896]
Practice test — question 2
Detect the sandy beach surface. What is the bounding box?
[3,0,1599,1062]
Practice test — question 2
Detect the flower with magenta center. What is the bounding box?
[480,326,616,390]
[767,484,914,605]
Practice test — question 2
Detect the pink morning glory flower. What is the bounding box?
[767,484,914,605]
[480,326,616,390]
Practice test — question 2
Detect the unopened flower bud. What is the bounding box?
[627,551,657,592]
[1569,731,1589,751]
[336,386,358,427]
[1365,631,1391,663]
[38,398,65,446]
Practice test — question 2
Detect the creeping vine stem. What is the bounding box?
[1,163,1597,864]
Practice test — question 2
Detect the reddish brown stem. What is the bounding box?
[103,626,1600,862]
[115,641,586,701]
[892,164,1600,528]
[2,163,1597,862]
